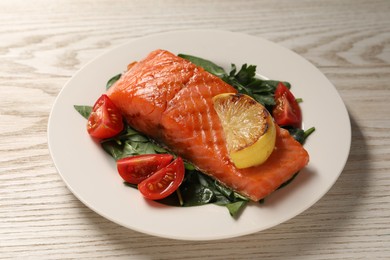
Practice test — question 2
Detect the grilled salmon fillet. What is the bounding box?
[107,49,309,201]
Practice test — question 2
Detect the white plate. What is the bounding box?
[48,30,351,240]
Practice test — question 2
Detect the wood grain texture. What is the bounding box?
[1,0,389,259]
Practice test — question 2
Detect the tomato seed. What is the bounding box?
[157,183,163,188]
[163,174,173,181]
[147,183,154,191]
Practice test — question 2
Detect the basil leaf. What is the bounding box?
[74,105,92,119]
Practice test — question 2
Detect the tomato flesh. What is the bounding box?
[87,94,124,139]
[117,154,173,184]
[272,82,302,128]
[138,157,185,200]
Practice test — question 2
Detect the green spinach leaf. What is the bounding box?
[101,125,169,161]
[225,201,247,218]
[287,126,316,144]
[74,105,92,119]
[106,73,122,90]
[179,54,290,106]
[178,54,227,78]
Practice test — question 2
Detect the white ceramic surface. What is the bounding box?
[48,30,351,241]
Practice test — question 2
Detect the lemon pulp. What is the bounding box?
[213,93,276,169]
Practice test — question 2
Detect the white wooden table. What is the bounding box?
[1,0,389,259]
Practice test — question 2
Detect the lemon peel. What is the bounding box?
[213,93,276,168]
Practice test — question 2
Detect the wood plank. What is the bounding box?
[1,0,389,259]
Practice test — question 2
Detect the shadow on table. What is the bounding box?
[80,111,369,259]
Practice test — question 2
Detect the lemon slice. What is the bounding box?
[213,93,276,169]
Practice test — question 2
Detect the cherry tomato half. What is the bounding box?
[138,157,185,200]
[87,94,124,139]
[272,82,302,128]
[117,154,174,184]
